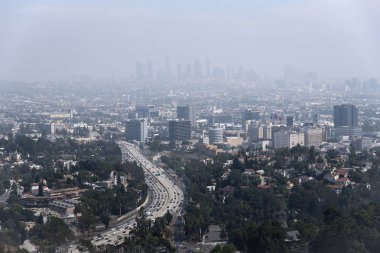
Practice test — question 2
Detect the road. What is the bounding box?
[89,141,184,247]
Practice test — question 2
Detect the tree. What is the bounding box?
[164,226,172,239]
[311,218,366,253]
[38,182,44,196]
[220,227,227,239]
[210,244,236,253]
[308,146,316,163]
[231,157,244,172]
[135,207,151,239]
[230,223,289,253]
[100,212,110,230]
[348,144,358,166]
[77,205,97,236]
[36,214,44,224]
[29,216,73,252]
[164,210,173,225]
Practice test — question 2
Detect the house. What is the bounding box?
[275,168,296,179]
[49,199,79,218]
[286,181,294,190]
[243,169,256,176]
[324,171,339,183]
[285,230,300,242]
[297,176,314,184]
[31,183,49,196]
[336,168,350,178]
[336,177,351,187]
[361,162,372,172]
[206,185,216,192]
[314,162,327,175]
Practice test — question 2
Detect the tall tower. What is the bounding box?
[169,120,192,142]
[147,61,153,79]
[135,61,145,79]
[193,60,202,79]
[125,119,148,142]
[177,105,196,126]
[334,104,358,127]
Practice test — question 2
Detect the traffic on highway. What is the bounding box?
[90,141,184,247]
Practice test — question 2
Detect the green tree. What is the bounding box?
[100,212,110,230]
[36,214,44,225]
[210,244,236,253]
[37,182,44,196]
[29,216,73,252]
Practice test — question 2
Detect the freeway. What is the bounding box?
[90,141,184,247]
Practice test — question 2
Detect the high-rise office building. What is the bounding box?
[273,131,304,149]
[147,61,153,79]
[193,60,202,79]
[248,122,272,141]
[333,104,358,127]
[289,132,304,148]
[305,128,323,148]
[135,105,150,118]
[209,127,224,144]
[251,124,272,140]
[125,119,148,142]
[273,132,290,149]
[242,109,260,122]
[185,63,192,79]
[263,125,272,139]
[135,61,145,79]
[353,137,373,151]
[312,114,320,126]
[177,105,196,125]
[169,120,192,142]
[287,116,294,127]
[250,125,264,142]
[242,110,260,129]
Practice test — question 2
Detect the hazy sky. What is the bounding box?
[0,0,379,81]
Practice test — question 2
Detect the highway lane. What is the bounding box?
[90,141,184,247]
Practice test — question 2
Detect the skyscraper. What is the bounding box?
[333,104,358,127]
[287,116,294,127]
[135,61,145,79]
[273,131,304,149]
[242,109,260,123]
[209,127,224,144]
[185,63,192,79]
[125,119,148,142]
[305,128,323,148]
[312,114,320,126]
[193,60,202,79]
[169,120,192,142]
[177,105,196,125]
[146,61,153,79]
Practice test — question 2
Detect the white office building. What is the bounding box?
[274,131,304,149]
[305,128,323,148]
